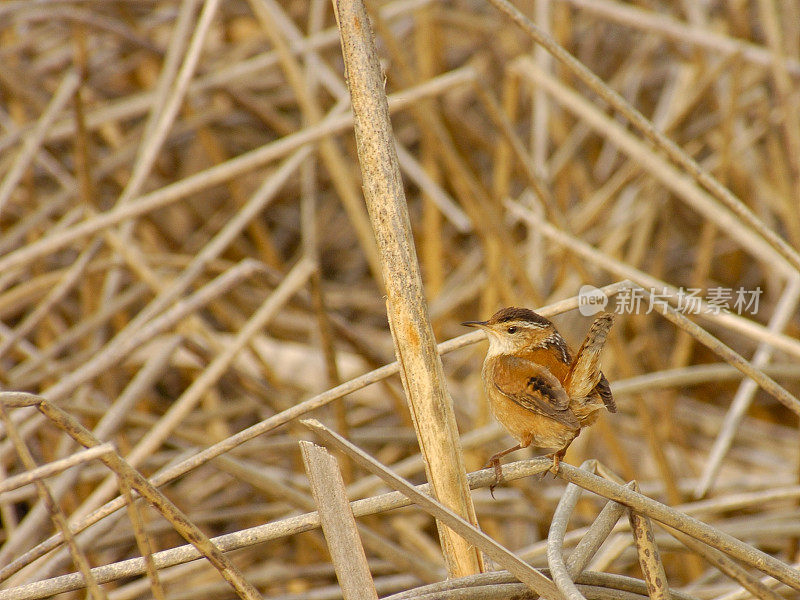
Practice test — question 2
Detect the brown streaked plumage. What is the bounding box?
[463,307,615,494]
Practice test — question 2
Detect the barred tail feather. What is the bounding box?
[595,373,616,413]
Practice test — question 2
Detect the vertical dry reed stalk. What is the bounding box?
[331,0,482,577]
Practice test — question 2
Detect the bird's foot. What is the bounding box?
[535,452,562,480]
[549,452,562,475]
[484,457,503,499]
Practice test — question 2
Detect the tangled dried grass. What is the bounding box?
[0,0,799,599]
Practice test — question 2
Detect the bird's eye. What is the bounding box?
[507,326,518,334]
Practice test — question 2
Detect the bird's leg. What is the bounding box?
[537,432,581,479]
[549,447,567,474]
[484,444,522,497]
[535,448,568,480]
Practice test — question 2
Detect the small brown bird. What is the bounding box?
[463,307,615,492]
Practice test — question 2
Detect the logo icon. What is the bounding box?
[578,285,608,316]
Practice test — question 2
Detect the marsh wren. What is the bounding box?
[463,307,615,493]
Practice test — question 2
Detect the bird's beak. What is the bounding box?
[461,320,488,328]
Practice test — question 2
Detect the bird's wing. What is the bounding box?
[492,356,579,429]
[565,312,613,400]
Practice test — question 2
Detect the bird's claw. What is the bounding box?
[535,453,562,480]
[485,458,503,498]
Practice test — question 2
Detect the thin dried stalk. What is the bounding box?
[643,293,800,416]
[566,490,630,577]
[510,58,794,277]
[117,479,166,600]
[71,257,314,520]
[250,0,383,286]
[0,444,114,495]
[556,0,800,75]
[0,71,80,214]
[505,201,800,359]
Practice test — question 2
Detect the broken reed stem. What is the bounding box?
[307,421,800,595]
[303,421,800,597]
[303,419,559,599]
[0,461,553,600]
[332,0,481,577]
[300,442,378,600]
[628,483,671,600]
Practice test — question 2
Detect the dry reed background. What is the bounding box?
[0,0,799,598]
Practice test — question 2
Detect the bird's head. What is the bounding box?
[463,307,556,356]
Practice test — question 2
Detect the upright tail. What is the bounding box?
[564,312,614,404]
